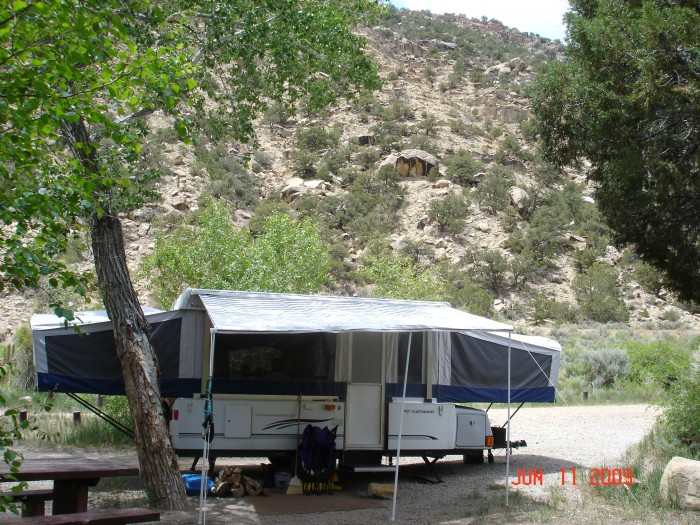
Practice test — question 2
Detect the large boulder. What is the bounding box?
[659,456,700,510]
[380,149,439,178]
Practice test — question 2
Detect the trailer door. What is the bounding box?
[345,332,384,448]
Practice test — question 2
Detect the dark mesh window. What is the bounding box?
[398,332,423,383]
[213,333,336,381]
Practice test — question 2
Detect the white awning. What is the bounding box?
[173,289,512,334]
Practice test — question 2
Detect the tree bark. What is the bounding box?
[62,118,189,510]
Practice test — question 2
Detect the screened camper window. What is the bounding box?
[398,332,423,383]
[351,332,382,383]
[213,333,336,381]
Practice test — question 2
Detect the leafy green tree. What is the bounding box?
[625,337,696,386]
[428,192,470,234]
[444,149,483,185]
[573,263,630,323]
[661,365,700,449]
[359,252,446,301]
[474,250,510,295]
[531,0,700,302]
[475,165,515,215]
[142,202,331,308]
[1,0,384,509]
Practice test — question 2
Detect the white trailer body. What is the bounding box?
[170,397,494,462]
[31,289,561,466]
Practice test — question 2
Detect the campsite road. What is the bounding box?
[12,404,669,524]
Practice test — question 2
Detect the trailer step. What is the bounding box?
[340,464,397,473]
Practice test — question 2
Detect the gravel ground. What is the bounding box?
[11,403,692,525]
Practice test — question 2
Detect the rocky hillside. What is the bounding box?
[2,9,699,343]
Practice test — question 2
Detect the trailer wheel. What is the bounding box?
[462,450,484,464]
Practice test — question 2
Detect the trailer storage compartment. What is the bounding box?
[455,407,492,449]
[387,400,457,451]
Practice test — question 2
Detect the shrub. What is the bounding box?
[289,148,318,179]
[399,239,436,266]
[661,365,700,450]
[625,337,696,386]
[494,133,534,164]
[444,149,483,185]
[633,259,666,296]
[531,294,579,325]
[440,265,495,317]
[6,325,35,390]
[356,148,380,171]
[573,263,630,323]
[579,348,630,388]
[295,125,339,152]
[475,165,514,214]
[474,250,510,294]
[194,143,260,207]
[427,192,470,234]
[573,248,597,273]
[418,111,438,136]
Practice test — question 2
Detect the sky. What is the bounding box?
[391,1,570,42]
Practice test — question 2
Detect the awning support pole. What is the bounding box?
[198,329,216,525]
[390,332,412,522]
[506,332,512,506]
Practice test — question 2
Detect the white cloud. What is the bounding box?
[391,0,570,41]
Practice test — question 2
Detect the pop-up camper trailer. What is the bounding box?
[31,289,561,468]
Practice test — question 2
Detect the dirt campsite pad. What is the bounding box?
[8,404,666,525]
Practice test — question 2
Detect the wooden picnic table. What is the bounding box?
[0,457,140,516]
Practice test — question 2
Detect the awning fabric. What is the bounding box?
[175,289,513,334]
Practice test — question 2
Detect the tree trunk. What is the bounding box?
[90,210,189,510]
[61,118,188,510]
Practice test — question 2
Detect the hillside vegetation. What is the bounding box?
[1,8,699,340]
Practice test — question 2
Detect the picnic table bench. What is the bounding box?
[2,507,160,524]
[0,458,140,517]
[0,488,54,516]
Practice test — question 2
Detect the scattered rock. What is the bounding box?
[660,456,700,510]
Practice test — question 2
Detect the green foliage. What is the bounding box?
[295,125,340,152]
[290,148,318,179]
[531,0,700,302]
[399,239,436,266]
[633,259,667,297]
[449,119,485,139]
[359,252,445,301]
[625,337,696,386]
[577,348,630,388]
[0,364,55,513]
[141,201,331,308]
[369,120,409,150]
[573,263,630,323]
[0,0,384,299]
[5,325,35,391]
[427,192,470,234]
[661,365,700,451]
[194,143,260,207]
[444,149,483,185]
[474,165,514,215]
[473,250,510,295]
[494,134,534,164]
[417,111,438,136]
[103,396,133,429]
[573,248,598,274]
[377,99,415,122]
[307,167,405,248]
[262,101,294,129]
[531,294,579,325]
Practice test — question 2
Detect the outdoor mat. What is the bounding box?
[248,490,388,515]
